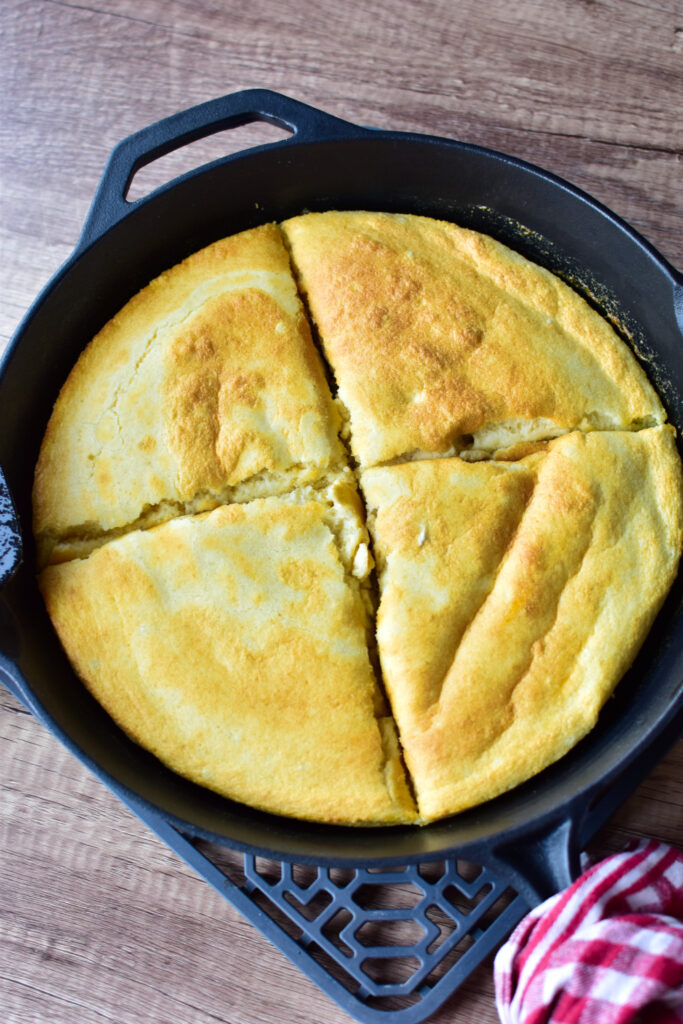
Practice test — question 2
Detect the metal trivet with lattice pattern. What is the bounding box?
[109,721,682,1024]
[123,798,528,1024]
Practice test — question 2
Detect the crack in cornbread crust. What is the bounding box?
[34,213,683,826]
[39,463,352,566]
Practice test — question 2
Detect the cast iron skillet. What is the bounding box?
[1,90,681,906]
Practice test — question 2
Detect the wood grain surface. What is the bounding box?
[1,2,681,1022]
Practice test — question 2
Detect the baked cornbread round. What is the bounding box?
[34,213,683,825]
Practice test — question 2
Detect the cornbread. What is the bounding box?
[281,211,665,466]
[35,212,683,825]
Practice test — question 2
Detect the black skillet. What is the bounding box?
[1,90,682,909]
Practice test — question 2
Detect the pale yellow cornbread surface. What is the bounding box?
[281,211,665,466]
[39,490,416,824]
[33,223,344,566]
[363,427,683,821]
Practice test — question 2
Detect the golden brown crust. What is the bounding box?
[39,495,416,824]
[282,211,664,466]
[33,223,343,565]
[363,427,683,821]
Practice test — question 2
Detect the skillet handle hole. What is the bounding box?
[125,120,293,202]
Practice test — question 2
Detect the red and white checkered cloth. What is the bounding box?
[494,839,683,1023]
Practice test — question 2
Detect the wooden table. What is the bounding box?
[1,2,681,1022]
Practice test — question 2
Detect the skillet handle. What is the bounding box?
[485,816,582,908]
[483,691,683,909]
[0,466,21,589]
[77,89,363,251]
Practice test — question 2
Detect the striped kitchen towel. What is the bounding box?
[494,839,683,1023]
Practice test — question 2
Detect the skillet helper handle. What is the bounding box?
[78,89,361,251]
[486,816,583,908]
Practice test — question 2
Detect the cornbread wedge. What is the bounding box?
[282,211,665,466]
[39,480,417,825]
[34,223,344,567]
[362,427,683,821]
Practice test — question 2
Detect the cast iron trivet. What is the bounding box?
[68,745,665,1024]
[126,792,528,1023]
[111,748,667,1024]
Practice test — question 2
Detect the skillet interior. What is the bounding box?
[1,127,682,865]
